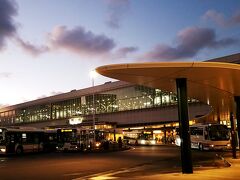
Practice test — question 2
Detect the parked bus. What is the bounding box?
[79,129,104,150]
[175,124,231,151]
[43,129,58,152]
[0,127,44,155]
[55,128,106,151]
[56,128,79,151]
[125,131,157,145]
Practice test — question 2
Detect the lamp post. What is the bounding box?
[90,70,98,148]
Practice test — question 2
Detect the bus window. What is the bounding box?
[0,131,4,145]
[204,129,208,139]
[6,133,16,144]
[208,125,230,141]
[195,128,203,136]
[22,133,27,144]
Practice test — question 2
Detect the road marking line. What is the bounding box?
[73,166,144,180]
[63,172,83,176]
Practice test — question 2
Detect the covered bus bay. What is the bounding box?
[96,62,240,174]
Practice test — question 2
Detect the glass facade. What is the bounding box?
[0,85,199,125]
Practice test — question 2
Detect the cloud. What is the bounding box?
[15,37,49,57]
[11,24,137,59]
[209,38,239,49]
[203,9,240,27]
[48,26,116,57]
[0,0,18,50]
[0,0,135,60]
[142,27,239,61]
[114,46,138,58]
[105,0,130,29]
[0,72,12,78]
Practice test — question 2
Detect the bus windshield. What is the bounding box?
[138,133,153,140]
[0,131,5,145]
[208,125,230,141]
[57,129,77,144]
[0,136,3,145]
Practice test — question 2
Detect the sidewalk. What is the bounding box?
[136,158,240,180]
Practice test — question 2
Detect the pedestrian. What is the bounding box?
[118,137,122,149]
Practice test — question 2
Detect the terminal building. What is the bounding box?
[0,53,239,142]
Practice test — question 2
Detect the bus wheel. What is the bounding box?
[16,146,23,155]
[199,143,204,151]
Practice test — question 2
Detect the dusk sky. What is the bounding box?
[0,0,240,107]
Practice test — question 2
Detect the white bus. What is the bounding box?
[175,124,231,151]
[0,127,44,155]
[56,128,105,151]
[124,131,157,145]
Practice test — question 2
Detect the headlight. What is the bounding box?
[0,148,6,153]
[95,142,101,147]
[210,144,214,147]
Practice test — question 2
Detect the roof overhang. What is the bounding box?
[96,62,240,116]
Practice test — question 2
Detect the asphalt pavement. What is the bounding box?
[136,158,240,180]
[78,151,240,180]
[1,145,239,180]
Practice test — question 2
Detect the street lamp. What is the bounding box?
[90,70,98,148]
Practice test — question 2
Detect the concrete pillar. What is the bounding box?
[50,103,53,120]
[163,125,167,144]
[235,96,240,149]
[230,112,237,159]
[114,128,116,142]
[217,110,221,124]
[176,78,193,174]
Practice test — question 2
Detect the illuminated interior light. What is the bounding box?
[90,70,98,79]
[153,130,162,134]
[130,127,144,130]
[144,102,151,106]
[61,129,73,132]
[0,148,6,153]
[207,98,210,105]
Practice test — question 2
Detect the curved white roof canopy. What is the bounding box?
[96,62,240,117]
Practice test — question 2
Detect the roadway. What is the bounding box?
[0,145,232,180]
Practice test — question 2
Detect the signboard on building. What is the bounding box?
[69,117,83,125]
